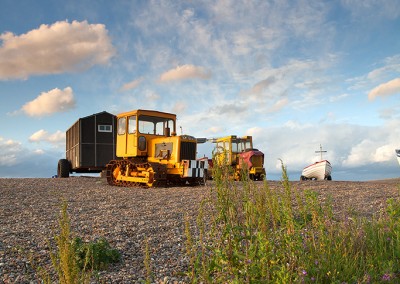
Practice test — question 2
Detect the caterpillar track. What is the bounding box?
[106,160,167,188]
[106,159,207,188]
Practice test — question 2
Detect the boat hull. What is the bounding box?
[301,160,332,180]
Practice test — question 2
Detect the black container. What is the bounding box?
[65,111,116,173]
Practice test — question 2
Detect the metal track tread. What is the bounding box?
[106,160,168,188]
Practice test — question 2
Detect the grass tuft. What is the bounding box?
[44,201,120,284]
[143,238,153,284]
[48,201,92,284]
[185,161,400,283]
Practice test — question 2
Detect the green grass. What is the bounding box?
[47,201,92,284]
[43,201,120,284]
[143,237,153,284]
[185,161,400,283]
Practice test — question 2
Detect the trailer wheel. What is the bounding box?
[57,159,70,178]
[326,175,332,181]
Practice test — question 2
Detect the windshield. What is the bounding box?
[138,115,175,136]
[234,138,252,152]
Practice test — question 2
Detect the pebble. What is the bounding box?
[0,177,209,283]
[1,177,399,283]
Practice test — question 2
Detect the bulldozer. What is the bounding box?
[106,109,207,187]
[200,135,266,181]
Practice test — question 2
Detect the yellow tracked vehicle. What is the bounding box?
[106,109,207,187]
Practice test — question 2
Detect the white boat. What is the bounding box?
[300,160,332,180]
[300,144,332,181]
[396,149,400,165]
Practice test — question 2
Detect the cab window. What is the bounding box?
[232,140,238,153]
[128,115,136,134]
[117,117,126,135]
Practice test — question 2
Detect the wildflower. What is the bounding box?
[362,274,371,283]
[382,273,392,281]
[302,270,307,276]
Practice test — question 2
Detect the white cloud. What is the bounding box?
[245,127,264,137]
[367,56,400,82]
[119,77,144,92]
[0,136,61,177]
[268,98,288,113]
[159,65,211,82]
[347,56,400,95]
[0,20,115,80]
[343,139,398,167]
[21,87,75,117]
[29,129,65,146]
[329,93,349,102]
[342,139,375,167]
[172,102,187,114]
[249,77,276,95]
[145,91,160,101]
[368,78,400,100]
[127,0,334,94]
[206,126,224,135]
[373,144,395,163]
[0,137,22,166]
[341,0,400,20]
[29,130,47,142]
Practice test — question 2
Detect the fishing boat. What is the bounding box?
[300,160,332,180]
[300,145,332,181]
[396,149,400,165]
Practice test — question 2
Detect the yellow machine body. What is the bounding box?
[106,109,207,187]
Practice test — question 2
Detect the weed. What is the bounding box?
[186,161,400,283]
[143,238,153,284]
[48,201,92,284]
[45,201,120,284]
[73,237,121,271]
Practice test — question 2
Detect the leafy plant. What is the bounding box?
[45,201,121,284]
[48,201,92,284]
[73,237,121,271]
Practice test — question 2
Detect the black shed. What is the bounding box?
[58,111,117,177]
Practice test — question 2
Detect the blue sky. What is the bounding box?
[1,0,399,180]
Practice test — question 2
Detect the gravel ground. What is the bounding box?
[1,177,400,283]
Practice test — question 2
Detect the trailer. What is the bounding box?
[57,111,117,177]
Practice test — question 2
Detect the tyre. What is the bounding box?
[57,159,70,178]
[326,175,332,181]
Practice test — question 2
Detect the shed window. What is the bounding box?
[98,125,112,133]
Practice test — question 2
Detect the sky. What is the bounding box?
[0,0,400,180]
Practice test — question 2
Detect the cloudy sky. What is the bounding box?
[1,0,399,180]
